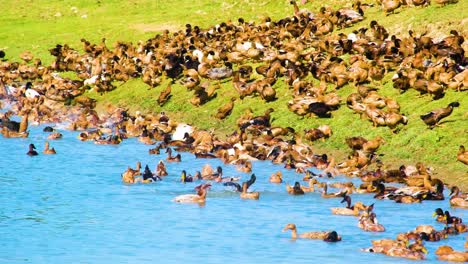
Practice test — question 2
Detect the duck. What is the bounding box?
[449,186,468,208]
[27,143,38,156]
[321,184,347,198]
[157,81,173,106]
[173,184,209,204]
[287,182,305,195]
[269,171,283,183]
[330,195,367,216]
[381,0,401,16]
[420,102,460,129]
[121,162,142,184]
[42,141,56,154]
[215,97,236,120]
[358,212,386,232]
[282,223,341,242]
[434,209,463,225]
[457,145,468,165]
[435,245,468,262]
[201,164,223,180]
[142,165,160,182]
[47,130,63,140]
[165,148,181,162]
[224,174,259,200]
[155,160,168,177]
[181,170,194,183]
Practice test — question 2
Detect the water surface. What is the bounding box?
[0,125,466,263]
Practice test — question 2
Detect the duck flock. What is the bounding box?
[0,0,467,262]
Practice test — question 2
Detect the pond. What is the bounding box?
[0,124,466,263]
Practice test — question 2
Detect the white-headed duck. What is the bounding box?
[282,223,341,242]
[269,171,283,183]
[27,143,38,156]
[224,174,259,200]
[435,245,468,262]
[42,141,56,154]
[450,186,468,208]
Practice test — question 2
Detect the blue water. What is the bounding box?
[0,125,466,263]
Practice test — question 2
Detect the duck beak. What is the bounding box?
[432,212,437,218]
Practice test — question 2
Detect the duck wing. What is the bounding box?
[420,111,435,125]
[223,182,242,192]
[245,174,257,189]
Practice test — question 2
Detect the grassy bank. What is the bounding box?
[1,0,467,188]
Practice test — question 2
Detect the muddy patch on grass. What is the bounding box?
[131,23,181,33]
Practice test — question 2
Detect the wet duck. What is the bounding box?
[321,184,347,198]
[181,170,200,183]
[282,223,341,242]
[42,141,56,154]
[142,165,160,182]
[156,160,168,177]
[173,184,209,204]
[269,171,283,183]
[165,148,181,162]
[330,195,367,216]
[287,182,305,195]
[121,162,142,184]
[435,245,468,262]
[358,212,386,232]
[27,143,38,156]
[450,186,468,208]
[224,174,259,200]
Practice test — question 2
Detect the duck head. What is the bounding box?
[324,231,341,242]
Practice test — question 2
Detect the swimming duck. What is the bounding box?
[121,162,142,184]
[435,245,468,262]
[287,182,305,195]
[282,223,340,242]
[173,184,209,204]
[181,170,200,183]
[165,148,181,162]
[224,174,259,200]
[457,145,468,165]
[449,186,468,208]
[358,212,386,232]
[142,165,160,182]
[42,141,56,154]
[27,143,38,156]
[156,160,168,177]
[269,171,283,183]
[330,195,367,216]
[201,164,223,180]
[420,102,460,129]
[321,184,347,198]
[47,130,63,140]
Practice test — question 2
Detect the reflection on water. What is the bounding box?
[0,125,466,263]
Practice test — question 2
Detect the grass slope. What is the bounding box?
[1,0,467,188]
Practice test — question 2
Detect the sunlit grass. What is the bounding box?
[1,0,467,188]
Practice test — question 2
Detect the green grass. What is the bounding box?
[1,0,467,188]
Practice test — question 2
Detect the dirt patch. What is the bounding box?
[131,23,181,33]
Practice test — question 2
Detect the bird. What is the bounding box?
[214,97,236,120]
[42,141,56,154]
[457,145,467,165]
[157,81,173,106]
[224,174,260,199]
[27,143,38,156]
[420,102,459,129]
[282,223,341,242]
